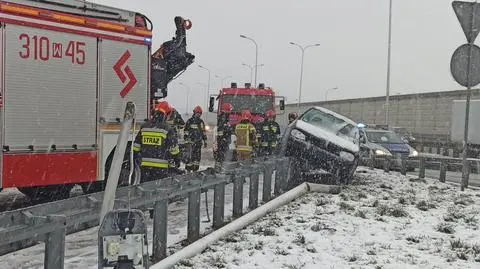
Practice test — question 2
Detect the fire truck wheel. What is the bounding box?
[18,185,73,201]
[82,143,134,194]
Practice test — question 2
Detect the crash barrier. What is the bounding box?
[0,157,291,269]
[377,155,480,188]
[151,182,341,269]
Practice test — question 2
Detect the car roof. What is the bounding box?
[312,106,357,126]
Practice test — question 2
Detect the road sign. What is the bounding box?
[452,1,480,43]
[450,43,480,87]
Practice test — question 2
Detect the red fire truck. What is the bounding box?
[0,0,193,199]
[208,82,285,159]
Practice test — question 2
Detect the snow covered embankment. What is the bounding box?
[174,168,480,269]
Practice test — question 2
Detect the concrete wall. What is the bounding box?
[277,89,480,137]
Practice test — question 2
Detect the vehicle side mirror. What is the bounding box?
[279,99,285,111]
[209,97,215,112]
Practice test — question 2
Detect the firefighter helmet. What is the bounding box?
[241,110,252,121]
[155,101,172,116]
[220,103,233,113]
[266,110,276,119]
[193,105,203,115]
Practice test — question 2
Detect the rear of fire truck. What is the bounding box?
[208,82,285,161]
[0,0,194,199]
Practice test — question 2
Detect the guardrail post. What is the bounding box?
[274,158,288,195]
[383,158,390,173]
[232,174,244,218]
[249,170,259,210]
[400,156,407,176]
[213,180,226,229]
[153,197,168,262]
[439,159,447,183]
[44,215,66,269]
[262,161,274,202]
[462,160,471,189]
[419,157,426,179]
[187,189,201,243]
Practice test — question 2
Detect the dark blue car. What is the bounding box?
[358,128,418,171]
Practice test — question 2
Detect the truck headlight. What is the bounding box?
[339,151,355,162]
[375,149,391,156]
[409,149,418,157]
[291,129,306,141]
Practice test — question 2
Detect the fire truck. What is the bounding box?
[0,0,194,199]
[208,82,285,159]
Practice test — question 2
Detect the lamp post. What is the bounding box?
[198,65,211,108]
[325,87,339,101]
[240,34,258,87]
[289,42,320,111]
[242,63,264,85]
[178,82,190,116]
[196,82,207,108]
[385,0,393,126]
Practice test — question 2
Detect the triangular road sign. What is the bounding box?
[453,1,480,43]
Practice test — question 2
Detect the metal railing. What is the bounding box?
[374,154,480,188]
[0,157,291,269]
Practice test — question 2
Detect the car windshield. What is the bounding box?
[365,130,405,144]
[221,95,273,114]
[301,108,357,139]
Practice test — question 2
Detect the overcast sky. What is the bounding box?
[94,0,468,113]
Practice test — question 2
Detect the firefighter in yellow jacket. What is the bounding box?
[235,110,257,161]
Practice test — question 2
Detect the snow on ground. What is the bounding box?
[174,167,480,269]
[0,165,270,269]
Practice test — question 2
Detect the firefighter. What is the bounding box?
[184,105,207,172]
[235,110,257,161]
[167,106,185,168]
[133,101,182,182]
[258,110,281,156]
[288,112,298,125]
[215,103,233,166]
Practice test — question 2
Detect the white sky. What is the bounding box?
[93,0,470,113]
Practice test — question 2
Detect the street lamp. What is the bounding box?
[240,34,258,87]
[289,42,320,111]
[178,82,191,116]
[325,87,339,101]
[196,82,207,108]
[198,65,211,108]
[242,63,264,85]
[215,75,232,88]
[385,0,393,125]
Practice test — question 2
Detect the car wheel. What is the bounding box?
[339,158,358,185]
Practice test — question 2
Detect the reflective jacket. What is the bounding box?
[133,119,180,169]
[235,120,257,152]
[184,116,207,144]
[258,120,281,148]
[167,110,186,143]
[216,113,232,142]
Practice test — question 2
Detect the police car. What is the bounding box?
[357,123,418,171]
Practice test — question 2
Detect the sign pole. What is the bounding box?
[462,42,473,191]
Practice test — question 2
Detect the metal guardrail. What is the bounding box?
[0,157,291,269]
[375,154,480,187]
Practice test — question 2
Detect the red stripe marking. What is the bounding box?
[0,17,148,45]
[113,50,131,83]
[120,65,137,98]
[0,1,152,38]
[2,152,98,188]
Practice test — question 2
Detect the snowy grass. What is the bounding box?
[173,168,480,269]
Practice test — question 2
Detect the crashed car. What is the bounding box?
[278,106,360,185]
[358,126,418,171]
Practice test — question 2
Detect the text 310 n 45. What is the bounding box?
[18,34,86,65]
